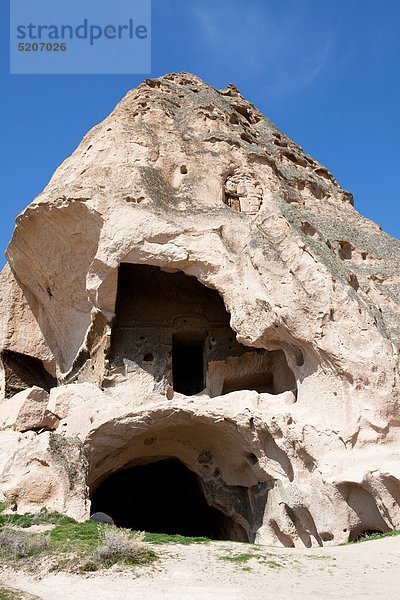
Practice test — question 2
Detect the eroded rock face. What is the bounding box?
[0,430,88,519]
[0,72,399,546]
[0,386,57,432]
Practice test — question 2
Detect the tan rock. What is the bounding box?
[0,431,88,519]
[0,73,398,547]
[0,430,36,502]
[0,265,55,399]
[0,386,57,432]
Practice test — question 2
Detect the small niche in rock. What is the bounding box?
[339,241,353,260]
[224,193,241,212]
[2,350,56,399]
[219,349,297,397]
[240,133,254,144]
[246,452,258,465]
[231,104,252,123]
[348,274,359,291]
[293,347,305,367]
[300,222,317,237]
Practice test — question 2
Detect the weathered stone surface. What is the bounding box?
[0,265,56,399]
[0,386,57,432]
[0,431,88,519]
[0,73,398,546]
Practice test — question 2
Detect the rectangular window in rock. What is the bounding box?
[172,336,205,396]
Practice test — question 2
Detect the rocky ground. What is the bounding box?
[1,535,400,600]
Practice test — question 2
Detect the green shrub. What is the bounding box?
[0,585,40,599]
[0,586,22,600]
[143,531,209,545]
[0,509,75,530]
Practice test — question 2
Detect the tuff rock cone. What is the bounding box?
[0,73,399,546]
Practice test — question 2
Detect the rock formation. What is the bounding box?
[0,72,399,546]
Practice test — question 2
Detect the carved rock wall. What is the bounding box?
[0,73,399,546]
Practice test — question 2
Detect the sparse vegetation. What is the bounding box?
[0,511,157,573]
[82,528,156,571]
[0,586,21,600]
[0,586,39,600]
[0,527,48,560]
[219,551,283,569]
[0,587,17,600]
[342,529,400,545]
[49,519,101,555]
[266,560,282,569]
[0,509,75,530]
[143,531,210,545]
[220,552,255,563]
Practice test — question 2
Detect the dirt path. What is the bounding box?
[2,536,400,600]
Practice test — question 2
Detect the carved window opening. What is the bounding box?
[224,192,241,212]
[223,170,263,214]
[109,264,296,399]
[172,335,205,395]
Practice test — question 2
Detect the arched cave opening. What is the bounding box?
[109,264,297,398]
[90,458,240,540]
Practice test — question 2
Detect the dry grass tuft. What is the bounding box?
[0,527,49,560]
[82,527,156,571]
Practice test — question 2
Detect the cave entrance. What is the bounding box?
[109,264,297,399]
[172,336,205,395]
[90,458,237,540]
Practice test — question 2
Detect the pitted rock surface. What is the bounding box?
[0,73,399,546]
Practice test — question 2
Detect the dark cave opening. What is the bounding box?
[109,264,297,398]
[90,458,237,540]
[172,337,205,395]
[350,529,385,543]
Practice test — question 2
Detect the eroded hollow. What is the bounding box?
[1,350,56,399]
[90,458,239,540]
[109,264,297,397]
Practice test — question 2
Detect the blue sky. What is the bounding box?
[0,0,399,268]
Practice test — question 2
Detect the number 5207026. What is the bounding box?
[18,43,67,51]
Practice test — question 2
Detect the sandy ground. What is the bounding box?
[1,536,400,600]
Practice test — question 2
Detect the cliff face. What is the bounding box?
[0,73,399,546]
